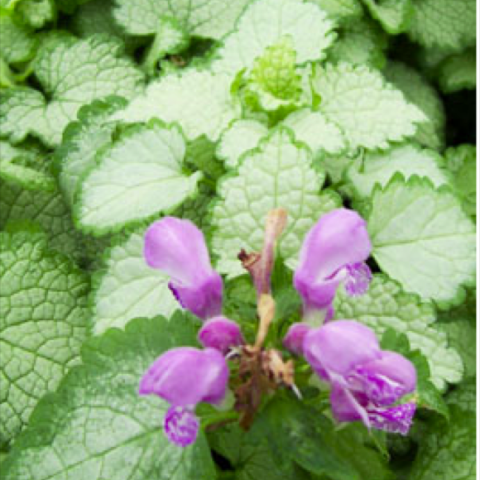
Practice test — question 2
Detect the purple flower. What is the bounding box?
[294,209,372,323]
[304,320,417,435]
[198,316,245,355]
[283,304,333,356]
[283,323,312,356]
[144,217,223,320]
[139,347,229,447]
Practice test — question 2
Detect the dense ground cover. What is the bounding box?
[0,0,476,479]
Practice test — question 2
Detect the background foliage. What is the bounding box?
[0,0,476,479]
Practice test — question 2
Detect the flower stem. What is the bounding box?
[201,410,239,430]
[254,293,275,349]
[142,31,166,77]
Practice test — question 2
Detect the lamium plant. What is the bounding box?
[140,208,417,446]
[0,0,475,478]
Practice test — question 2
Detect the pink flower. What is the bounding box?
[303,321,417,435]
[144,217,223,320]
[294,209,372,323]
[198,316,244,354]
[139,347,229,446]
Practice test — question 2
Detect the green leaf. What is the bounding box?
[409,394,475,479]
[380,329,449,417]
[0,34,143,147]
[366,175,476,307]
[443,143,476,174]
[327,18,388,69]
[75,120,202,235]
[347,144,450,199]
[283,108,346,156]
[16,0,55,28]
[0,140,55,191]
[335,275,463,390]
[384,61,445,150]
[71,0,142,51]
[446,377,475,411]
[208,423,309,480]
[325,423,394,480]
[318,151,355,185]
[0,229,89,446]
[217,119,268,170]
[272,285,303,326]
[112,69,240,141]
[307,0,363,24]
[0,57,17,88]
[0,180,84,261]
[113,0,250,40]
[439,287,476,328]
[250,396,359,480]
[407,0,476,53]
[173,182,214,229]
[0,11,37,65]
[220,110,345,178]
[211,127,341,278]
[416,45,451,72]
[311,63,425,150]
[223,275,258,332]
[0,157,54,192]
[438,49,476,93]
[55,0,92,14]
[0,315,217,480]
[0,0,19,9]
[78,232,114,271]
[245,36,302,113]
[212,0,336,75]
[141,16,189,76]
[185,136,224,181]
[442,144,476,217]
[0,140,39,164]
[438,318,476,379]
[55,96,127,208]
[91,226,179,335]
[360,0,413,34]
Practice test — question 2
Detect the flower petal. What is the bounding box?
[164,405,199,447]
[294,209,371,310]
[343,262,372,297]
[352,351,417,406]
[283,323,312,355]
[330,383,370,426]
[139,347,228,406]
[367,402,416,435]
[294,275,340,311]
[144,217,215,284]
[144,217,223,319]
[304,320,380,378]
[169,274,223,320]
[198,316,244,354]
[295,208,371,284]
[331,387,417,435]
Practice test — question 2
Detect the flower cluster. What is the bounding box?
[140,217,243,446]
[139,209,416,447]
[303,322,416,435]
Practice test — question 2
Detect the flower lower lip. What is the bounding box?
[164,406,199,447]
